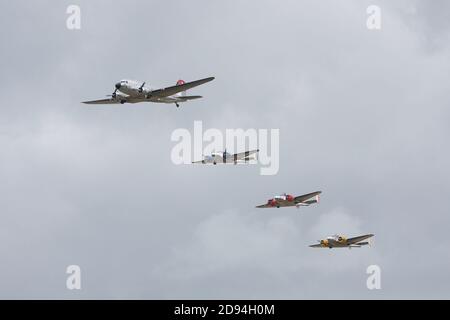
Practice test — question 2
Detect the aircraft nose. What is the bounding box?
[115,82,121,89]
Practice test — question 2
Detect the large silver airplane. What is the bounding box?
[309,234,374,249]
[82,77,215,107]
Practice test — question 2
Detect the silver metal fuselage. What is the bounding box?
[116,79,183,104]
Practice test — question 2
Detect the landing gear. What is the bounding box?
[175,102,180,108]
[213,162,217,165]
[120,100,126,104]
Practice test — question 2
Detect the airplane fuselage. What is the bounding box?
[313,234,372,249]
[266,194,313,208]
[115,79,185,104]
[197,151,258,165]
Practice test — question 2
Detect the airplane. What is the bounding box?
[256,191,321,208]
[82,76,215,107]
[192,149,259,165]
[309,234,374,249]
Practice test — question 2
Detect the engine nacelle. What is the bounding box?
[320,240,329,247]
[286,194,294,202]
[268,199,277,207]
[337,236,347,243]
[113,91,127,99]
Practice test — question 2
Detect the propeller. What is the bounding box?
[107,88,118,99]
[138,82,146,93]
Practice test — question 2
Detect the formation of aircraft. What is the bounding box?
[83,77,374,251]
[82,77,215,107]
[192,149,259,165]
[309,234,374,249]
[256,191,321,208]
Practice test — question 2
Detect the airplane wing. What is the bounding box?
[294,191,322,204]
[83,97,144,105]
[232,149,259,162]
[82,98,121,105]
[149,77,215,98]
[347,234,374,245]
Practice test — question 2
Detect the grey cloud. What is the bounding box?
[1,0,449,299]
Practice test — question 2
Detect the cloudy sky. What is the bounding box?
[1,0,450,299]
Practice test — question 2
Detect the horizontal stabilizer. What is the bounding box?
[82,98,119,105]
[180,95,203,101]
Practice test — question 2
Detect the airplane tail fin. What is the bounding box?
[176,80,186,97]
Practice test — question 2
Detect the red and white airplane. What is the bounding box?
[256,191,321,209]
[82,76,214,107]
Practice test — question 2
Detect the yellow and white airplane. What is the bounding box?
[310,234,374,249]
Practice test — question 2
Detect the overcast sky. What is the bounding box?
[1,0,450,299]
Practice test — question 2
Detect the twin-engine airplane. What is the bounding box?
[192,149,259,165]
[256,191,321,208]
[309,234,374,249]
[82,77,215,107]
